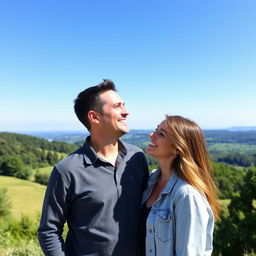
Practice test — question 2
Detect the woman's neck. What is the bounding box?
[158,157,175,182]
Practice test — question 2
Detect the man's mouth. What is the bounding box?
[118,118,128,126]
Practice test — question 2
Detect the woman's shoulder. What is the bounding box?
[173,178,202,199]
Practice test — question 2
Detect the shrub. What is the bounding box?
[1,240,43,256]
[15,168,32,180]
[34,171,49,185]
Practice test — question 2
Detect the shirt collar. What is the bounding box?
[162,172,179,194]
[82,136,127,165]
[82,136,98,165]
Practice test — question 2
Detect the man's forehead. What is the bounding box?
[100,90,123,103]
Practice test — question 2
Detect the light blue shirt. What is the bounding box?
[142,169,214,256]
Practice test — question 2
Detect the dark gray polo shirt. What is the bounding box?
[38,136,149,256]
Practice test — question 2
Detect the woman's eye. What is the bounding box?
[154,128,165,137]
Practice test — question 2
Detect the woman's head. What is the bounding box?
[146,119,178,161]
[149,115,220,220]
[164,115,209,172]
[147,115,208,169]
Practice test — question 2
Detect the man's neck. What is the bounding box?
[90,135,120,166]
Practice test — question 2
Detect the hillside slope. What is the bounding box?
[0,175,46,218]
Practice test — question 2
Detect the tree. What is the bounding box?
[213,167,256,255]
[0,155,25,177]
[212,162,245,199]
[34,171,50,185]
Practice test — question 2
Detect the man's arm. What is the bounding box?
[38,167,69,256]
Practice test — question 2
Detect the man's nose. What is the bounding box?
[122,107,129,116]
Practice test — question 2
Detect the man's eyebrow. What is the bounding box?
[113,101,125,106]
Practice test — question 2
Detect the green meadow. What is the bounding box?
[37,166,53,175]
[0,175,46,218]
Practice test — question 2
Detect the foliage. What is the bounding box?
[0,214,43,256]
[1,240,43,256]
[212,162,245,199]
[0,132,77,171]
[0,132,78,182]
[204,130,256,145]
[0,212,68,256]
[34,170,50,185]
[0,155,25,176]
[213,167,256,255]
[0,188,11,218]
[219,153,256,167]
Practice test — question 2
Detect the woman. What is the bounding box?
[139,115,220,256]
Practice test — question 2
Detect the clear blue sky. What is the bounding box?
[0,0,255,131]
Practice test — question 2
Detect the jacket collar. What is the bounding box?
[148,169,179,195]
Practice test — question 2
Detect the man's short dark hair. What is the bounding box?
[74,79,116,130]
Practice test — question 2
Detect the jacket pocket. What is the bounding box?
[155,209,172,242]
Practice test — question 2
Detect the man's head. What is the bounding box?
[74,79,129,136]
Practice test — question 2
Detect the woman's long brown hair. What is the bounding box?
[165,115,221,221]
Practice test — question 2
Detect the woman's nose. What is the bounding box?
[149,132,155,139]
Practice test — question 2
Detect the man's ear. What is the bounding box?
[88,110,100,124]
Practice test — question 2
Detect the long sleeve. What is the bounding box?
[174,190,213,256]
[38,167,69,256]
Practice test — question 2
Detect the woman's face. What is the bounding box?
[146,120,177,160]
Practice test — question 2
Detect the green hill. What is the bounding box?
[0,176,46,218]
[0,132,78,178]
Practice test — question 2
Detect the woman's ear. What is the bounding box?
[88,110,100,124]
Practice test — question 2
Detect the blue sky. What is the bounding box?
[0,0,255,131]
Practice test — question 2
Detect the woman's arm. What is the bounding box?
[174,188,213,256]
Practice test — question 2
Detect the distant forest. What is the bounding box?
[26,129,256,167]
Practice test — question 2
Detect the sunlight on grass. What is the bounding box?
[0,176,46,218]
[35,166,53,175]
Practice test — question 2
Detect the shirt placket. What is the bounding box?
[146,209,157,255]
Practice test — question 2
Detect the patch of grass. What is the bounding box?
[29,166,53,182]
[0,176,46,219]
[35,166,53,175]
[208,143,256,154]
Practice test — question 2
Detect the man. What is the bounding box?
[38,79,149,256]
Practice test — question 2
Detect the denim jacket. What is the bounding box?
[141,169,214,256]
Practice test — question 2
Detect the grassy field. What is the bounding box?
[208,143,256,154]
[0,175,46,219]
[35,166,53,175]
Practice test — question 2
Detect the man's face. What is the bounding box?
[98,90,129,137]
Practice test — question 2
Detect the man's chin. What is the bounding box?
[119,128,129,136]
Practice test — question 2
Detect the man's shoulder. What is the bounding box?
[55,145,85,171]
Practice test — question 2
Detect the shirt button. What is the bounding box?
[149,229,153,233]
[150,249,153,252]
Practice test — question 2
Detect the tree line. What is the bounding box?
[0,132,78,181]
